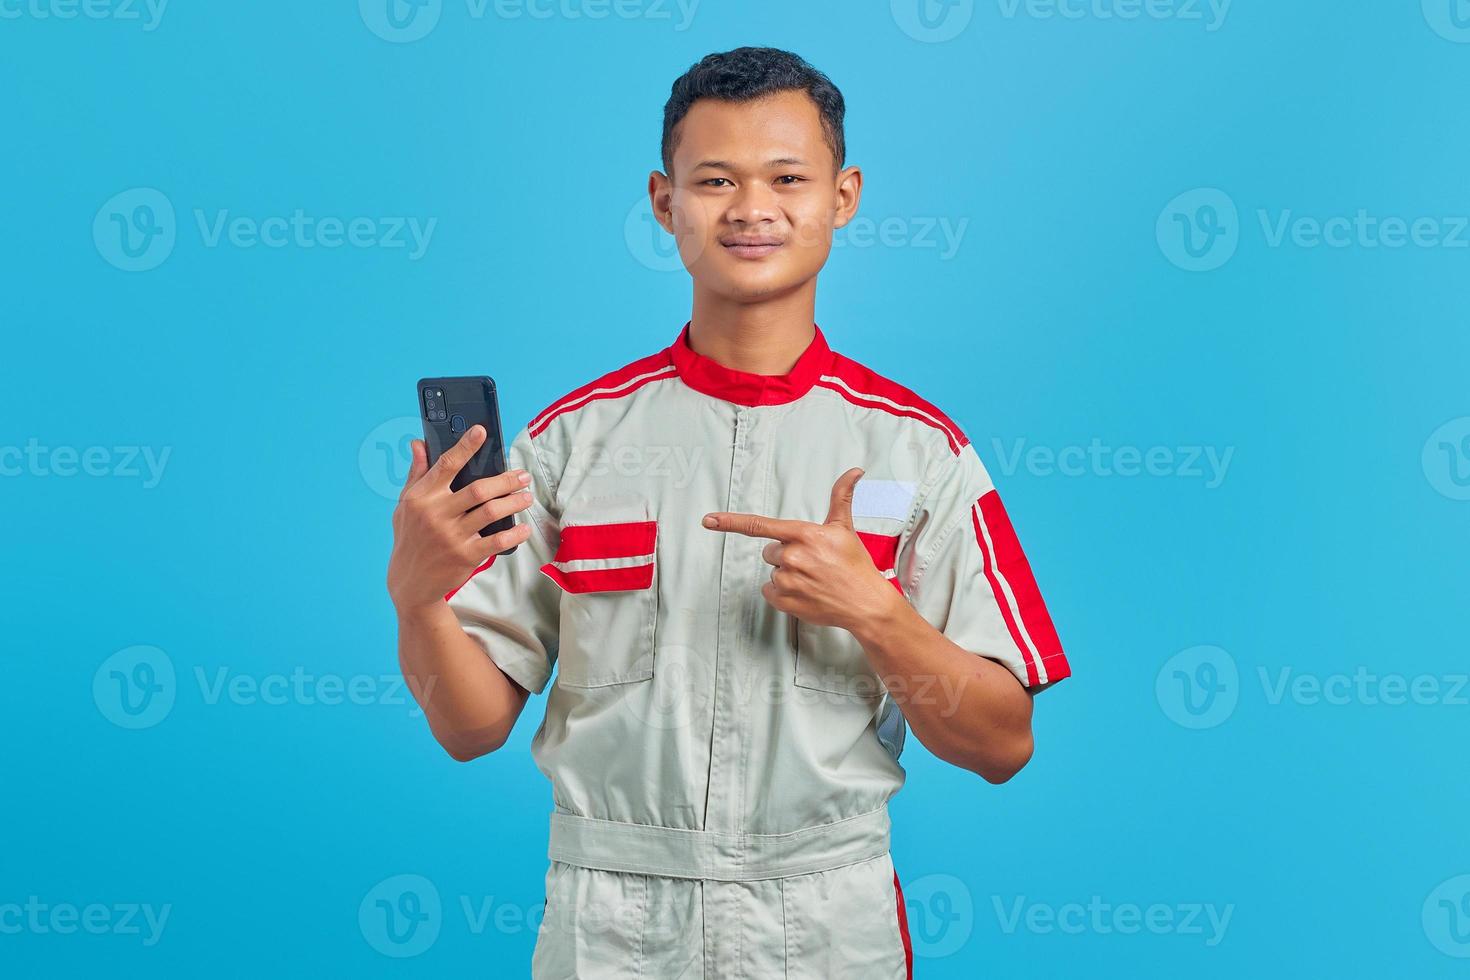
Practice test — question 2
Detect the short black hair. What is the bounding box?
[661,47,846,176]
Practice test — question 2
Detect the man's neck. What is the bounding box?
[687,286,817,376]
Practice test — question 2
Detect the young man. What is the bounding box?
[388,47,1070,979]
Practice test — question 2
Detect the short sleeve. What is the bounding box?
[898,444,1070,690]
[445,425,562,695]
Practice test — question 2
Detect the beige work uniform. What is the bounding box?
[447,322,1070,978]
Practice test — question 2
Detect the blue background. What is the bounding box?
[4,0,1469,976]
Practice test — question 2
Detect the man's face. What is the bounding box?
[651,90,862,302]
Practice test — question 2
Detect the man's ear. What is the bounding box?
[832,165,863,231]
[648,170,675,235]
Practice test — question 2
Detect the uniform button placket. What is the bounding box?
[703,406,749,835]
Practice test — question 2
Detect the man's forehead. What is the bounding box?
[672,91,829,169]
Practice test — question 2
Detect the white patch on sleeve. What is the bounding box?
[851,479,918,521]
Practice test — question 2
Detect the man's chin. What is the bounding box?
[704,267,810,302]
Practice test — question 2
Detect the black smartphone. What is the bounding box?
[417,376,517,550]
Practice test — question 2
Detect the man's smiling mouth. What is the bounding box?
[721,236,785,259]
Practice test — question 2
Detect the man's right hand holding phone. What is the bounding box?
[387,424,535,615]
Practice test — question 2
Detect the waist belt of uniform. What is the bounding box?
[547,805,891,882]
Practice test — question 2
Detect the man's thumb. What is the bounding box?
[824,467,864,528]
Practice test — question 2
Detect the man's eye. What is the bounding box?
[776,175,805,185]
[703,178,732,187]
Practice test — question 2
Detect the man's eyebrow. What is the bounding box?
[691,157,811,171]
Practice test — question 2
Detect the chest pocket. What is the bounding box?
[540,495,659,689]
[791,527,904,699]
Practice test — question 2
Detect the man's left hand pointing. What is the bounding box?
[701,467,899,632]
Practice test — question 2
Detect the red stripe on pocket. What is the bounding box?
[856,531,899,570]
[858,531,899,593]
[555,521,656,561]
[539,562,654,594]
[857,531,905,594]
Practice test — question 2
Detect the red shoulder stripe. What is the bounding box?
[528,350,675,438]
[444,554,496,601]
[972,490,1068,686]
[818,353,969,455]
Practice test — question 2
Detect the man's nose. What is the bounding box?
[724,181,781,225]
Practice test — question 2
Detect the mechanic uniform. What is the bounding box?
[447,322,1071,979]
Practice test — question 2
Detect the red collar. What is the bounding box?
[667,320,835,406]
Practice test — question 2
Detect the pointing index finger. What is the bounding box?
[702,511,808,541]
